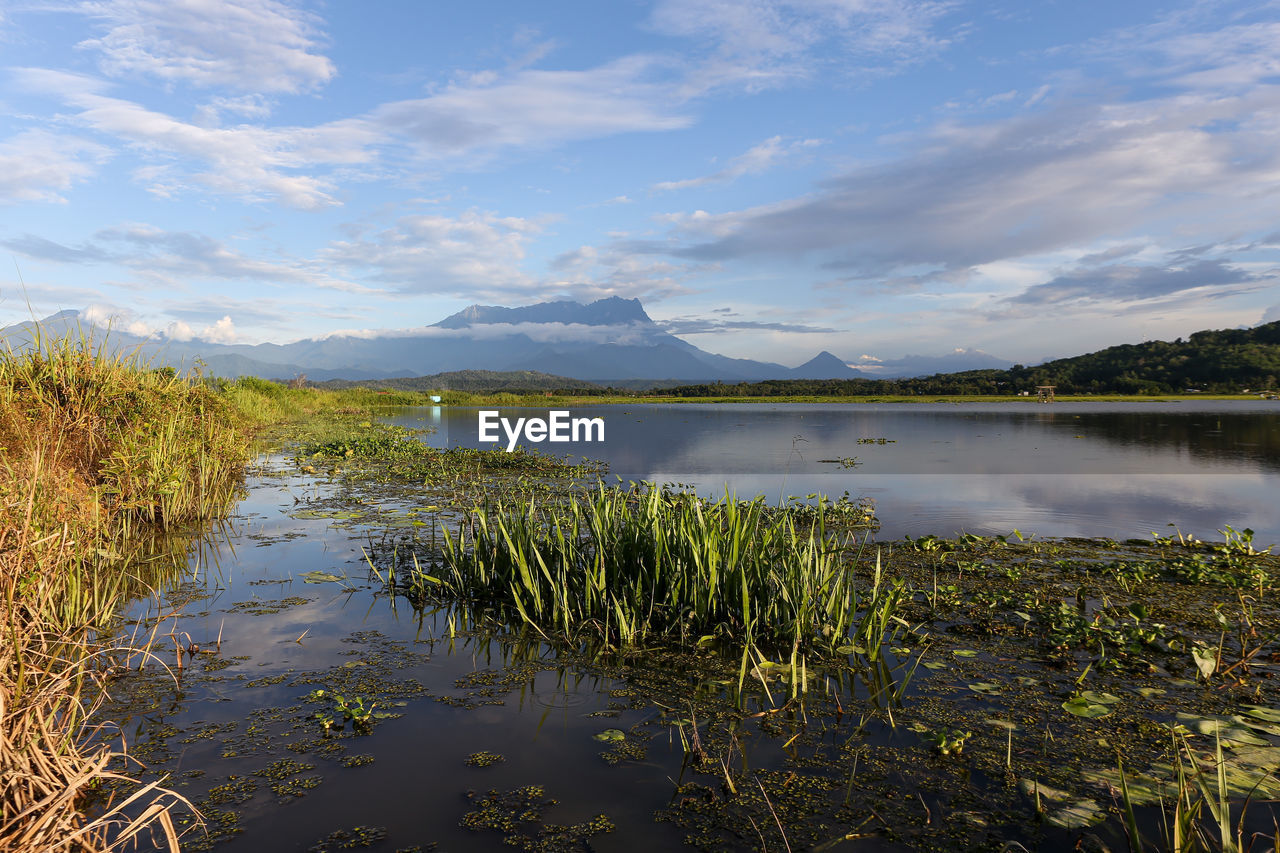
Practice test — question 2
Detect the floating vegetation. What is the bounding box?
[308,825,389,851]
[79,407,1280,852]
[460,786,614,850]
[465,751,506,767]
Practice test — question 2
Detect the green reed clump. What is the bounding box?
[429,484,889,653]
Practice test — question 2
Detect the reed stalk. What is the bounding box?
[427,483,891,655]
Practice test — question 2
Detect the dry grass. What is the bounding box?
[0,329,251,852]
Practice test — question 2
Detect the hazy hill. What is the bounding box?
[659,321,1280,397]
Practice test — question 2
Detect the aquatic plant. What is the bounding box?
[421,483,890,655]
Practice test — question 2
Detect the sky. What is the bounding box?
[1,0,1279,366]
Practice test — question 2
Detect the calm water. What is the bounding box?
[106,401,1280,851]
[385,401,1280,545]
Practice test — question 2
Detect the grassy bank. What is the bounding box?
[0,333,428,851]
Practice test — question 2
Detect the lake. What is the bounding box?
[385,400,1280,545]
[102,401,1280,852]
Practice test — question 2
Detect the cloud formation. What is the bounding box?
[651,0,956,91]
[323,211,540,297]
[18,68,377,208]
[0,130,111,203]
[659,316,840,334]
[653,135,823,191]
[3,224,365,292]
[639,17,1280,301]
[370,56,692,158]
[1008,259,1258,306]
[76,0,335,93]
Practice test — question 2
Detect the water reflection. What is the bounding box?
[382,401,1280,542]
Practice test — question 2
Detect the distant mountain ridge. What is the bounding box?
[0,297,872,383]
[313,370,602,393]
[433,297,654,329]
[1,297,1028,384]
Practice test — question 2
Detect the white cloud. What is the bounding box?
[76,0,334,94]
[370,56,692,158]
[317,321,656,346]
[324,211,540,297]
[89,223,370,292]
[18,53,695,206]
[0,130,111,203]
[19,68,378,208]
[657,62,1280,281]
[547,244,695,302]
[198,314,238,343]
[653,135,823,191]
[651,0,956,91]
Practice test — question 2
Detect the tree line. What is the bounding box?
[653,321,1280,398]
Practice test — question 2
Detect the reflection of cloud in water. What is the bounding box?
[389,402,1280,540]
[649,472,1279,543]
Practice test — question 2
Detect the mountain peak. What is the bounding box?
[790,350,863,379]
[434,296,652,329]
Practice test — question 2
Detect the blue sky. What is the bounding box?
[2,0,1278,365]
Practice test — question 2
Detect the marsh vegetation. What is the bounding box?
[3,334,1278,851]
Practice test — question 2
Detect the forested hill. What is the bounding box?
[311,369,600,393]
[658,321,1280,397]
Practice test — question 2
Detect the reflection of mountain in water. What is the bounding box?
[423,402,1280,479]
[397,402,1280,541]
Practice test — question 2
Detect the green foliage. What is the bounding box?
[654,320,1280,397]
[420,483,894,655]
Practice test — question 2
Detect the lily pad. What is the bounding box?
[952,649,979,658]
[1080,691,1122,705]
[301,570,347,584]
[1044,801,1106,830]
[1018,779,1105,829]
[1063,697,1114,718]
[1243,706,1280,724]
[592,729,625,743]
[968,682,1002,695]
[1134,687,1166,699]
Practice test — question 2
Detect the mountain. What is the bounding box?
[433,297,653,329]
[313,370,601,393]
[851,348,1014,378]
[789,351,867,379]
[0,297,859,384]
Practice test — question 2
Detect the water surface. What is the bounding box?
[385,400,1280,543]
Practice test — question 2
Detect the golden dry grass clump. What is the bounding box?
[1,330,250,852]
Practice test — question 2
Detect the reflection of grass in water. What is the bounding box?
[79,414,1280,851]
[0,327,447,850]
